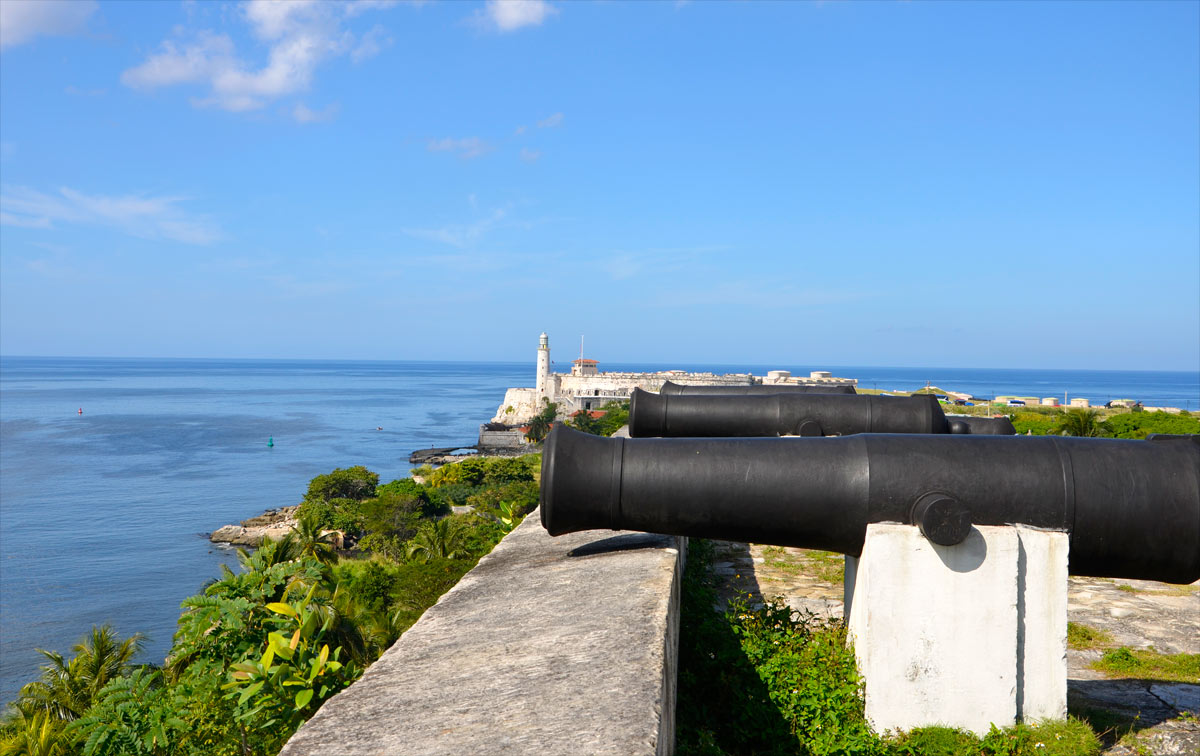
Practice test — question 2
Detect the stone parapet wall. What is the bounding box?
[280,516,686,756]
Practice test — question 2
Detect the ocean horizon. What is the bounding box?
[1,356,1197,703]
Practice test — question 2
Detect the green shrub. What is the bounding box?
[1101,411,1200,439]
[426,483,482,509]
[466,480,539,517]
[305,466,379,502]
[1010,411,1059,435]
[480,455,540,485]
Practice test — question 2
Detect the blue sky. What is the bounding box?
[1,0,1197,370]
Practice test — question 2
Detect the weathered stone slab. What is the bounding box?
[280,513,684,756]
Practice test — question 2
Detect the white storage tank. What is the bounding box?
[1069,397,1090,408]
[810,371,832,379]
[766,370,791,383]
[1041,398,1059,406]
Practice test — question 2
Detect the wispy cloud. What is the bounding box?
[537,111,563,128]
[0,185,221,244]
[519,148,542,163]
[293,101,340,123]
[351,23,391,62]
[403,207,509,247]
[427,136,492,159]
[594,245,732,282]
[0,0,97,49]
[121,0,398,117]
[473,0,558,33]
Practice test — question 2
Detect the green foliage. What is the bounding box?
[1101,411,1200,439]
[222,583,360,748]
[425,483,481,509]
[68,669,184,756]
[1010,411,1060,436]
[1092,647,1200,683]
[466,480,539,518]
[428,454,539,489]
[304,466,378,503]
[14,625,145,724]
[429,456,489,487]
[4,456,536,756]
[1052,409,1105,437]
[406,517,472,562]
[375,478,428,500]
[888,719,1100,756]
[677,539,878,756]
[524,402,558,443]
[568,401,630,437]
[0,710,71,756]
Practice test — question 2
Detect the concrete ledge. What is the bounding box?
[280,513,685,756]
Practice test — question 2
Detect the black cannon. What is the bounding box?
[540,426,1200,583]
[659,380,856,395]
[629,388,1016,437]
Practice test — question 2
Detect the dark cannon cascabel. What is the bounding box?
[540,426,1200,584]
[658,380,856,396]
[629,388,1016,438]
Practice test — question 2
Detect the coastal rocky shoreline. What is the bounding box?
[209,506,298,546]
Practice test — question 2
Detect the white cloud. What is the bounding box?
[0,0,97,49]
[476,0,557,32]
[537,112,563,128]
[0,185,221,244]
[519,148,541,163]
[293,101,340,123]
[344,0,404,18]
[122,0,397,113]
[514,125,527,135]
[427,136,492,160]
[351,23,391,62]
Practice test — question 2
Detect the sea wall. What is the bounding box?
[280,513,686,756]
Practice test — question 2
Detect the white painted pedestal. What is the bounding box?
[845,524,1068,736]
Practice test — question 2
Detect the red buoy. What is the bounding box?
[78,408,83,415]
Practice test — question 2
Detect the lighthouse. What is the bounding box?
[535,332,551,399]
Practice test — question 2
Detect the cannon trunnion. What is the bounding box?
[540,426,1200,584]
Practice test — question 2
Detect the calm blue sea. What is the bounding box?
[1,356,1197,703]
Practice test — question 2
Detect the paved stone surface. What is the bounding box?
[280,515,684,756]
[706,541,1199,755]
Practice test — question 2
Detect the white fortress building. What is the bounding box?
[490,333,857,425]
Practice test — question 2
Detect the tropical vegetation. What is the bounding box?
[0,454,540,756]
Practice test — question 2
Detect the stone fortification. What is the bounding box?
[492,333,856,425]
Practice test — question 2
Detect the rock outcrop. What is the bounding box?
[210,506,299,546]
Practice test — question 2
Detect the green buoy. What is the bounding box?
[268,436,274,448]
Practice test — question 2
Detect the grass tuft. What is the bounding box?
[1066,622,1112,650]
[1091,647,1200,683]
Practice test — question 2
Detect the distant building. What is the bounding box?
[490,333,857,425]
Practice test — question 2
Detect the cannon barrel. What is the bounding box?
[659,380,856,395]
[629,388,1015,437]
[540,426,1200,583]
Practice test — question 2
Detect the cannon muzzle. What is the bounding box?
[659,380,856,395]
[629,388,1015,437]
[540,426,1200,583]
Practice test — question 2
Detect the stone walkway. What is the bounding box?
[705,541,1199,755]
